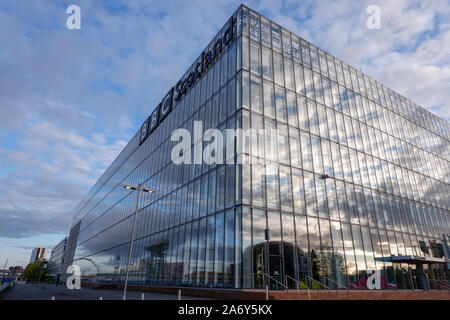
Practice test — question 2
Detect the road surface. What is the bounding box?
[1,282,210,300]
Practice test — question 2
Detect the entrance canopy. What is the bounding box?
[375,255,449,265]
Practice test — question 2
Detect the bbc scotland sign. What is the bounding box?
[139,87,174,145]
[139,17,235,146]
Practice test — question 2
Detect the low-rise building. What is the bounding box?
[47,237,68,282]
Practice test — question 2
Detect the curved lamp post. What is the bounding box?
[122,184,154,300]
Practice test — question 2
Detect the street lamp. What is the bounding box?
[122,183,154,301]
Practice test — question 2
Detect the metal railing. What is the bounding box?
[305,276,331,299]
[325,276,348,290]
[305,275,329,290]
[324,276,349,299]
[285,275,310,300]
[253,273,288,300]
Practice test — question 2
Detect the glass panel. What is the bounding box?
[294,63,306,96]
[275,85,287,122]
[252,209,267,287]
[310,45,320,72]
[266,161,280,210]
[242,71,250,110]
[330,221,348,288]
[252,162,265,207]
[351,225,368,286]
[271,23,281,51]
[228,43,236,79]
[273,52,284,86]
[304,171,317,216]
[224,210,235,287]
[319,219,335,286]
[307,216,321,282]
[286,90,298,128]
[182,223,192,284]
[292,169,306,214]
[297,95,309,131]
[242,207,252,288]
[262,47,273,80]
[268,210,282,256]
[307,100,319,136]
[301,131,313,172]
[214,212,225,286]
[221,49,228,86]
[226,164,235,207]
[289,128,301,168]
[205,215,216,287]
[249,11,260,39]
[282,212,297,287]
[313,72,324,105]
[208,170,216,214]
[282,29,291,57]
[250,75,262,113]
[304,67,315,100]
[261,17,271,46]
[263,81,275,118]
[301,40,311,67]
[250,41,261,75]
[280,165,294,212]
[197,218,207,285]
[284,59,295,91]
[234,207,242,288]
[342,223,358,287]
[216,165,225,211]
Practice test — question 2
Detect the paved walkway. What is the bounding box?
[1,282,210,300]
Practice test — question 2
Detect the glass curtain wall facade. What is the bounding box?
[67,5,450,290]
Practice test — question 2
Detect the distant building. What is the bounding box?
[47,237,68,282]
[29,247,48,264]
[9,266,24,278]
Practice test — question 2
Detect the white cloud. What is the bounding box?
[251,0,450,121]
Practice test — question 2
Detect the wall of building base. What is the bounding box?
[82,283,450,300]
[270,290,450,300]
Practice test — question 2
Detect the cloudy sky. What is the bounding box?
[0,0,449,267]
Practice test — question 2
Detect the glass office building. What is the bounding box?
[67,5,450,290]
[47,237,68,282]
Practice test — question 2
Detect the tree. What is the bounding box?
[310,249,321,280]
[22,260,45,282]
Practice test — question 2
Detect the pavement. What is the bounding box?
[0,281,211,300]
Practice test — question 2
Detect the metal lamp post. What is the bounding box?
[122,184,154,300]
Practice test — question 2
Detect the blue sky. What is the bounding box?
[0,0,449,267]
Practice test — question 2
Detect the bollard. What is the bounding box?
[141,293,145,300]
[265,285,269,301]
[178,289,181,300]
